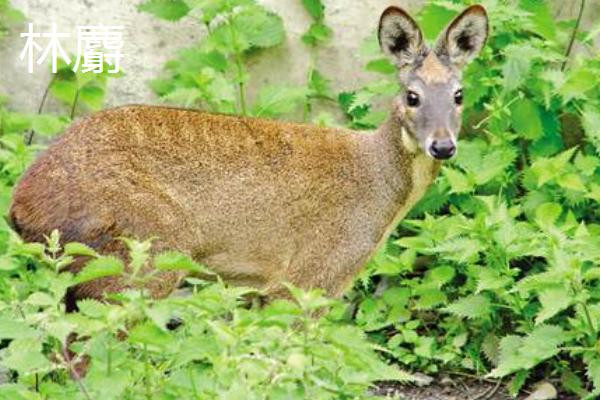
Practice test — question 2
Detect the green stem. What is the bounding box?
[26,74,57,145]
[561,0,586,71]
[474,93,522,130]
[70,89,80,120]
[144,345,152,400]
[227,14,247,115]
[580,301,597,346]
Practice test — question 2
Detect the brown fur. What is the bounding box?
[416,52,450,85]
[9,105,439,300]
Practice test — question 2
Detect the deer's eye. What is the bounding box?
[454,89,463,106]
[406,91,420,107]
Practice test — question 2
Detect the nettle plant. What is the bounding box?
[0,232,410,399]
[142,0,316,119]
[348,0,600,397]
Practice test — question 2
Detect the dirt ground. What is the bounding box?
[372,377,578,400]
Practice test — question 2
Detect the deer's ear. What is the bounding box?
[434,5,488,69]
[378,7,424,68]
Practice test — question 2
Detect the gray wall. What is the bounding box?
[0,0,597,114]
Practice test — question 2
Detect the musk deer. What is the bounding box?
[9,5,488,307]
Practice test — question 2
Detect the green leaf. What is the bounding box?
[301,22,332,46]
[520,0,556,40]
[77,298,111,318]
[502,45,535,92]
[489,325,565,377]
[138,0,190,21]
[251,85,307,118]
[79,85,105,111]
[557,173,586,192]
[235,8,285,49]
[154,251,208,273]
[535,287,572,324]
[301,0,324,21]
[535,202,562,228]
[511,98,543,140]
[417,3,458,41]
[49,80,78,105]
[582,106,600,153]
[444,294,491,319]
[128,321,173,350]
[507,370,529,397]
[308,69,333,99]
[31,115,69,137]
[0,339,51,375]
[365,58,396,75]
[586,356,600,393]
[0,318,38,339]
[73,256,124,285]
[64,242,98,257]
[444,167,474,193]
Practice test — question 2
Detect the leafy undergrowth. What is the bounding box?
[0,233,410,399]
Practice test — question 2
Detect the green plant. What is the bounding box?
[141,0,312,119]
[0,232,410,399]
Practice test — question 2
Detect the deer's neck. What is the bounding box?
[368,116,441,241]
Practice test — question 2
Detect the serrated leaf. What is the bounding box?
[251,85,307,118]
[582,106,600,154]
[535,202,562,228]
[154,251,208,273]
[64,242,98,257]
[535,287,572,324]
[557,173,586,192]
[129,321,173,350]
[77,298,111,318]
[235,7,285,49]
[481,333,500,366]
[0,317,38,339]
[73,256,124,285]
[587,357,600,393]
[489,325,565,377]
[444,294,491,319]
[511,98,543,140]
[444,167,474,193]
[508,370,530,397]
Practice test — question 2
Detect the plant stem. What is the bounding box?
[227,14,247,116]
[561,0,586,71]
[70,89,80,120]
[474,94,521,130]
[144,345,152,400]
[236,59,247,116]
[26,74,57,145]
[62,344,93,400]
[580,301,597,346]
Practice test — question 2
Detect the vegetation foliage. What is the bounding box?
[0,0,600,398]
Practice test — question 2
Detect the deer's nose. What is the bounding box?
[429,139,456,160]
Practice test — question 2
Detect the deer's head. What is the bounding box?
[378,5,488,160]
